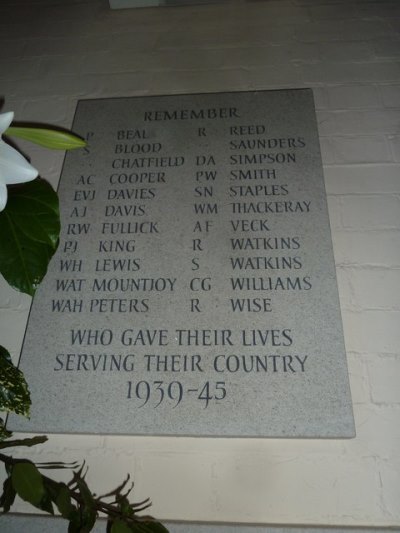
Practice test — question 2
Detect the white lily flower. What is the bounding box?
[0,111,39,212]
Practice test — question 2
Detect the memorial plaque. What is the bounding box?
[8,90,355,437]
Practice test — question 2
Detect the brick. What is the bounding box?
[239,2,310,23]
[368,356,400,403]
[84,48,259,73]
[350,268,400,311]
[341,195,400,230]
[332,110,400,135]
[330,136,392,164]
[19,96,72,124]
[308,4,359,20]
[0,58,39,80]
[326,195,343,229]
[318,42,373,62]
[319,137,337,164]
[389,135,400,161]
[150,68,249,94]
[11,73,148,99]
[346,352,371,404]
[242,66,303,88]
[156,24,295,49]
[39,55,84,77]
[335,267,353,308]
[358,1,400,19]
[380,84,400,107]
[333,230,400,266]
[211,454,380,523]
[373,39,400,59]
[287,43,321,62]
[0,39,25,60]
[342,309,400,353]
[0,99,25,117]
[377,459,400,519]
[295,20,390,43]
[137,452,213,519]
[107,30,161,52]
[324,164,400,194]
[327,85,380,109]
[301,62,400,84]
[355,404,400,459]
[316,110,336,136]
[23,36,112,57]
[0,278,30,314]
[311,87,329,109]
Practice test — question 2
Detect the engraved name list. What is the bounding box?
[8,90,355,438]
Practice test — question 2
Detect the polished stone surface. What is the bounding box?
[8,90,355,437]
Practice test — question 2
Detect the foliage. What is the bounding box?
[0,346,31,441]
[0,452,168,532]
[0,179,60,296]
[0,121,168,531]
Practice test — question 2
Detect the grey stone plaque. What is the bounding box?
[8,89,355,437]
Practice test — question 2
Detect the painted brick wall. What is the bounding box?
[1,0,399,527]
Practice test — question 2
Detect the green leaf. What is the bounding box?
[111,520,134,533]
[5,179,60,247]
[139,522,169,533]
[36,492,54,514]
[0,179,60,296]
[67,511,85,533]
[0,435,47,450]
[0,346,31,417]
[0,346,12,363]
[75,475,97,531]
[130,523,169,533]
[5,126,86,150]
[11,462,45,506]
[55,484,75,518]
[0,418,12,442]
[0,476,16,512]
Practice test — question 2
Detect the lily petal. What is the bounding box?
[0,140,38,184]
[0,112,14,135]
[0,182,8,211]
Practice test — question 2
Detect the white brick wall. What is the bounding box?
[0,0,399,528]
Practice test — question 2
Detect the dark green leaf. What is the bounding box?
[55,484,75,518]
[6,126,86,150]
[75,476,97,531]
[67,510,85,533]
[36,492,54,514]
[0,418,12,442]
[139,522,169,533]
[0,476,16,512]
[0,435,47,449]
[0,346,12,363]
[42,477,72,517]
[0,179,60,295]
[111,520,134,533]
[5,179,59,247]
[0,346,31,417]
[119,496,133,516]
[11,461,45,506]
[130,523,169,533]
